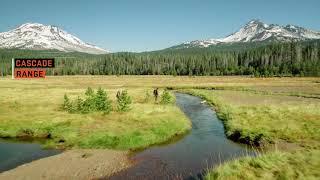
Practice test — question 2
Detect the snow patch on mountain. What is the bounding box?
[174,20,320,49]
[0,23,108,54]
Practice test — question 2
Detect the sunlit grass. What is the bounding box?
[206,150,320,180]
[0,77,191,149]
[182,89,320,148]
[180,88,320,179]
[0,76,319,178]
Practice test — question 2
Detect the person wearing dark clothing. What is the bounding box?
[116,90,121,99]
[153,88,159,102]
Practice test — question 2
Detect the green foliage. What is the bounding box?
[82,87,96,112]
[62,87,112,114]
[1,40,320,77]
[95,88,113,114]
[75,96,84,113]
[62,94,74,113]
[160,89,173,104]
[85,87,94,96]
[116,90,132,112]
[206,150,320,180]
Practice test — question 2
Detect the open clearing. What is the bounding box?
[0,76,319,179]
[0,76,192,150]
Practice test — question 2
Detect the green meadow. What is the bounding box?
[0,76,319,179]
[179,87,320,179]
[0,76,192,149]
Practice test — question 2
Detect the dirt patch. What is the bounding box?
[0,149,131,180]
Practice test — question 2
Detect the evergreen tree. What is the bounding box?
[95,88,113,114]
[116,90,132,112]
[1,40,320,77]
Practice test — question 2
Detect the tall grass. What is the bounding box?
[181,89,320,179]
[206,150,320,180]
[181,89,320,148]
[0,78,191,149]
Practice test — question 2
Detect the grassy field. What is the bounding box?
[0,76,193,149]
[206,149,320,180]
[178,85,320,179]
[181,89,320,148]
[178,89,320,179]
[1,76,319,178]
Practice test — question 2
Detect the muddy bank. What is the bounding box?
[0,149,131,180]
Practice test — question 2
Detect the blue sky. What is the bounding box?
[0,0,319,52]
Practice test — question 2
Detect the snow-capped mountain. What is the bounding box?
[0,23,108,54]
[173,20,320,49]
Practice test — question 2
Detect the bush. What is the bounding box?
[116,90,132,112]
[83,87,96,112]
[62,87,112,114]
[62,94,74,112]
[75,96,85,113]
[160,89,173,104]
[95,88,113,114]
[85,87,94,96]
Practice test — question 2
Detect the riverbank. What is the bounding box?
[180,89,320,179]
[110,93,254,179]
[1,76,319,179]
[0,77,191,150]
[181,89,320,147]
[0,149,130,180]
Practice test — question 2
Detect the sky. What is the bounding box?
[0,0,319,52]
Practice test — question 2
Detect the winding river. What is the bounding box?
[110,93,255,179]
[0,93,254,179]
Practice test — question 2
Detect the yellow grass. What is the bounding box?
[0,76,195,149]
[1,75,319,178]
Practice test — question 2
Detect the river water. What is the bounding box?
[110,93,255,179]
[0,139,61,173]
[0,93,254,179]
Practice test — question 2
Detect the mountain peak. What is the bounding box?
[18,22,44,27]
[0,22,108,54]
[172,20,320,49]
[245,19,269,29]
[248,19,263,24]
[17,23,55,31]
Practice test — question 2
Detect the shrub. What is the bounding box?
[62,94,73,112]
[116,90,132,112]
[95,87,113,114]
[62,87,112,114]
[85,87,94,96]
[83,87,96,111]
[75,96,85,113]
[160,89,173,104]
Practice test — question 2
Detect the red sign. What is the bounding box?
[14,69,46,79]
[13,58,54,79]
[15,59,55,68]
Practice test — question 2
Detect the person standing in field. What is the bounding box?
[153,88,159,102]
[116,90,121,99]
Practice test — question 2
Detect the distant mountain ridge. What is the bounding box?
[0,23,108,54]
[171,20,320,49]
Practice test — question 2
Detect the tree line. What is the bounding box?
[0,40,319,77]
